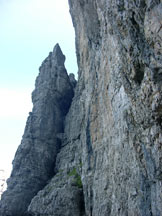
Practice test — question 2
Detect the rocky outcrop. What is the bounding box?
[0,170,7,200]
[0,0,162,216]
[28,1,162,215]
[0,44,75,216]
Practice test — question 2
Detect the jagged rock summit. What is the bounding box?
[1,1,162,216]
[0,43,76,216]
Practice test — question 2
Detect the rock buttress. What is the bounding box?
[68,1,162,215]
[1,1,162,216]
[29,1,162,216]
[0,44,75,216]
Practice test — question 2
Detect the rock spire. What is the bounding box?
[0,1,162,215]
[0,44,75,216]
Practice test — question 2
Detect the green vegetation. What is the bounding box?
[68,167,82,188]
[68,168,77,177]
[75,174,82,188]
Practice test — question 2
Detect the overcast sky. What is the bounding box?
[0,0,77,178]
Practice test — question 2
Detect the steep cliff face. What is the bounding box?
[29,1,162,215]
[0,0,162,216]
[65,1,162,215]
[0,44,75,216]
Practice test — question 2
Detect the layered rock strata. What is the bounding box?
[0,44,75,216]
[0,0,162,216]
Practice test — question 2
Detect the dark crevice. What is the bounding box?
[79,189,86,216]
[86,117,93,171]
[133,61,145,84]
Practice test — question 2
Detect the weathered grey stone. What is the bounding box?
[28,170,84,216]
[0,44,75,216]
[66,1,162,215]
[31,1,161,215]
[1,1,162,216]
[69,73,77,88]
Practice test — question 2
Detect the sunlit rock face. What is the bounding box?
[0,44,75,216]
[1,0,162,216]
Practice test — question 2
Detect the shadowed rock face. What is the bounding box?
[0,44,75,216]
[1,1,162,216]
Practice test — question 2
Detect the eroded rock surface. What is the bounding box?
[29,1,162,215]
[1,1,162,216]
[28,170,84,216]
[69,1,162,215]
[0,44,75,216]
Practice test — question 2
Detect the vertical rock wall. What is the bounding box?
[0,1,162,216]
[29,1,162,215]
[67,1,162,215]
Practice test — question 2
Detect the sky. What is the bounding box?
[0,0,77,179]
